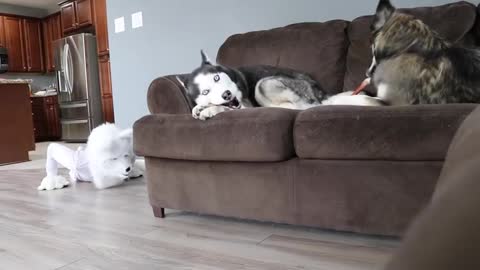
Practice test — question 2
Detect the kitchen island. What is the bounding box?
[0,81,35,165]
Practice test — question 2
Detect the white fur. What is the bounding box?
[38,175,69,191]
[367,45,377,77]
[195,105,233,120]
[323,91,384,106]
[376,83,408,106]
[38,124,143,191]
[86,124,140,189]
[193,72,243,107]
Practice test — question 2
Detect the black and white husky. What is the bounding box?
[178,51,382,120]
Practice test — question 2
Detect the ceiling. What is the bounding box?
[0,0,59,11]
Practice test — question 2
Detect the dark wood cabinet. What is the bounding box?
[43,13,62,72]
[23,19,43,72]
[60,2,76,32]
[60,0,93,34]
[4,16,44,73]
[93,0,109,56]
[102,95,115,123]
[76,0,93,28]
[98,55,114,123]
[31,95,61,142]
[0,16,6,48]
[0,84,35,165]
[4,17,26,72]
[94,0,113,122]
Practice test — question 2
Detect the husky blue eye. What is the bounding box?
[202,90,210,95]
[214,75,220,82]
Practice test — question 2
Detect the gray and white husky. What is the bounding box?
[368,0,480,105]
[178,51,382,120]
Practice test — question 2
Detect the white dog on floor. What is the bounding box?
[38,123,144,191]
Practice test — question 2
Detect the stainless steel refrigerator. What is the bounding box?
[54,33,104,142]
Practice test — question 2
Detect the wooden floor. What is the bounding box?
[0,143,398,270]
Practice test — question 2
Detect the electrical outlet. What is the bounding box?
[132,12,143,29]
[114,17,125,33]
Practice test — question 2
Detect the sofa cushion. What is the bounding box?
[294,105,476,161]
[343,1,478,92]
[134,108,298,162]
[217,21,350,95]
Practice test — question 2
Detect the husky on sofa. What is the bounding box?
[178,51,382,120]
[367,0,480,105]
[38,123,144,191]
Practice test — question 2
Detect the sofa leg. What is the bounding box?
[152,206,165,218]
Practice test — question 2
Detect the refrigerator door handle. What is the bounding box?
[57,70,66,93]
[59,103,88,109]
[63,43,74,95]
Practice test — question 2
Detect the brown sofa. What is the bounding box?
[134,1,480,236]
[383,105,480,269]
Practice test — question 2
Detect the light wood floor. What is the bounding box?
[0,143,398,270]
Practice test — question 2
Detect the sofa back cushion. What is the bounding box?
[343,1,478,92]
[217,20,349,95]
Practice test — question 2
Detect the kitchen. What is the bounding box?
[0,0,112,165]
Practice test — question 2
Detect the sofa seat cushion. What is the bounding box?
[134,108,298,162]
[217,20,350,95]
[294,105,476,161]
[343,1,478,92]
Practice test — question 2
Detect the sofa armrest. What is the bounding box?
[147,74,192,115]
[382,106,480,270]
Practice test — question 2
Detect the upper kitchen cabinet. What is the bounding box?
[43,13,63,72]
[3,17,25,72]
[76,0,93,28]
[60,0,94,34]
[93,0,109,56]
[23,19,44,72]
[4,16,44,73]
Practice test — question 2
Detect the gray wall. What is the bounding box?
[0,3,48,18]
[107,0,480,128]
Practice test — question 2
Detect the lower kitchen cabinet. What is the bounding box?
[31,95,61,142]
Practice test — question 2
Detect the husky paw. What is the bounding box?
[198,106,231,120]
[37,175,70,191]
[192,105,208,119]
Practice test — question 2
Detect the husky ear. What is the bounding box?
[200,50,214,66]
[372,0,395,31]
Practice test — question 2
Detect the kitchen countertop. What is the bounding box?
[0,78,32,84]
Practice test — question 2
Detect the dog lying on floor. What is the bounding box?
[177,51,383,120]
[38,123,144,191]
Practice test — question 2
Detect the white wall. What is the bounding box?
[107,0,480,128]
